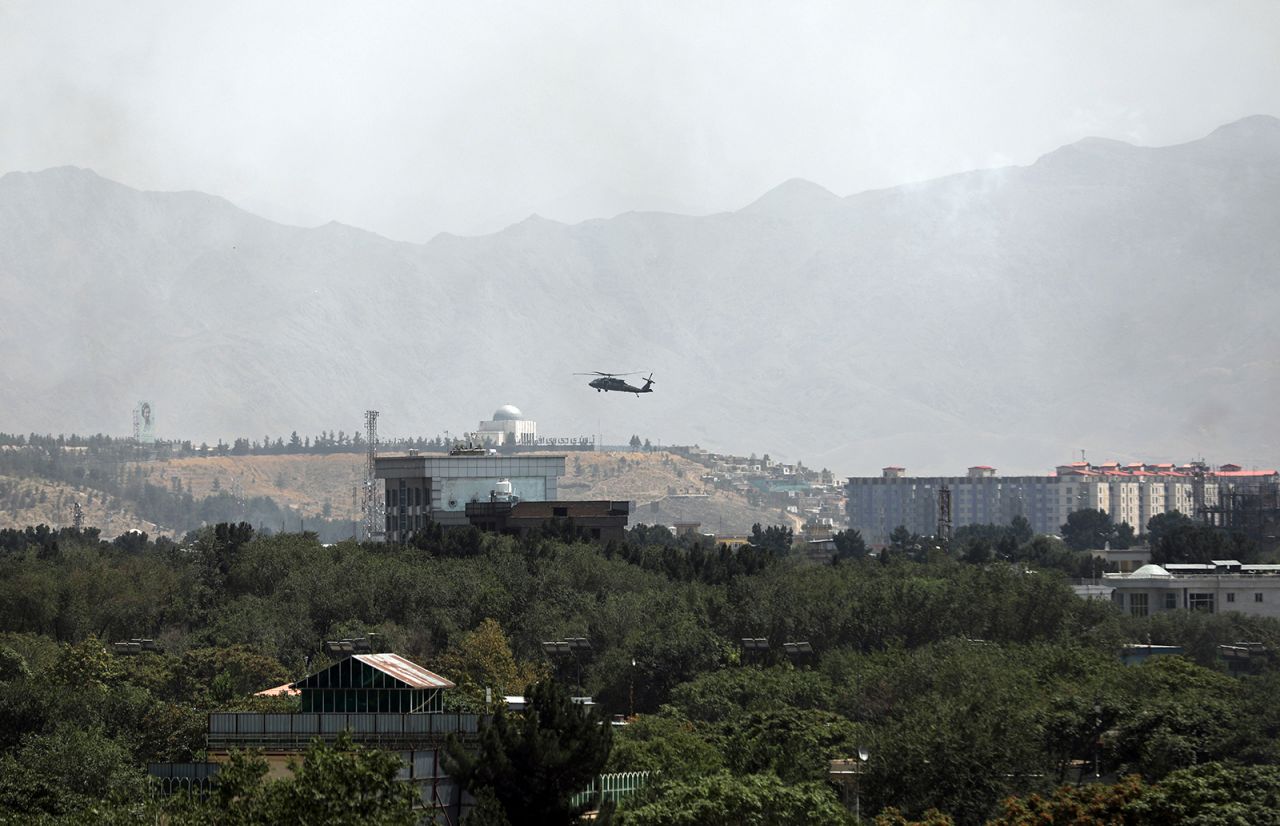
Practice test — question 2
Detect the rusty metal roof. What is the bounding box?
[254,681,301,697]
[353,653,455,689]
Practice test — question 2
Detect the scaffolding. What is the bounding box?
[937,485,952,544]
[1199,481,1280,540]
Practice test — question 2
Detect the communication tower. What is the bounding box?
[361,410,384,541]
[937,485,952,544]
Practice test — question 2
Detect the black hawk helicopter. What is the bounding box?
[576,371,656,395]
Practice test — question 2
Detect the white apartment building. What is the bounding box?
[845,461,1246,545]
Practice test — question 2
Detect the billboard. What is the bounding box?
[133,401,156,444]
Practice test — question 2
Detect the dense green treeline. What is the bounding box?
[3,524,1280,823]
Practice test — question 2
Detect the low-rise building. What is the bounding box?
[476,404,537,446]
[1105,561,1280,619]
[151,652,476,822]
[464,500,631,542]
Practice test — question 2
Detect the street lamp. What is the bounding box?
[830,747,869,822]
[740,637,769,665]
[1093,703,1103,779]
[855,747,869,822]
[783,641,813,663]
[541,638,591,689]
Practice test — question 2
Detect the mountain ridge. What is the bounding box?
[2,117,1277,475]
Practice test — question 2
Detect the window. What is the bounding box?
[1164,592,1177,610]
[1257,593,1265,603]
[1129,593,1149,617]
[1189,593,1215,613]
[1226,592,1235,603]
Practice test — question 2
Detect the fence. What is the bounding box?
[148,763,219,800]
[571,771,651,811]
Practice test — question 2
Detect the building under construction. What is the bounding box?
[1200,470,1280,543]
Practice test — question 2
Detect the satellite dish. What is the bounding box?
[857,747,870,762]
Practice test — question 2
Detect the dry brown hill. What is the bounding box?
[0,474,168,537]
[125,454,366,522]
[0,451,784,538]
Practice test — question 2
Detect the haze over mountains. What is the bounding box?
[2,116,1277,475]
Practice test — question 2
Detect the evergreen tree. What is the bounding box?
[444,680,611,824]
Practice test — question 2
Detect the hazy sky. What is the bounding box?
[3,1,1278,241]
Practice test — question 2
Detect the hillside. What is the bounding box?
[0,451,782,537]
[2,116,1278,474]
[557,451,784,534]
[124,454,366,522]
[0,474,167,537]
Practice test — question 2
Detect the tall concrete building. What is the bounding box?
[844,461,1255,545]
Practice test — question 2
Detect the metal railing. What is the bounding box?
[207,712,485,750]
[570,771,651,811]
[148,763,219,800]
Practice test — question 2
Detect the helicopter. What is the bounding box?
[576,371,656,395]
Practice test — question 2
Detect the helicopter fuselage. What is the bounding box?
[589,376,653,394]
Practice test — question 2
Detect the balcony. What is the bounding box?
[207,712,485,751]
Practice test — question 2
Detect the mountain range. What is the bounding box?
[2,116,1278,475]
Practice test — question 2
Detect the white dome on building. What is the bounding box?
[492,404,524,421]
[1130,563,1172,578]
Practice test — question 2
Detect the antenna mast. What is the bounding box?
[362,410,384,541]
[937,484,952,545]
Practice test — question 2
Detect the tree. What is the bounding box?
[0,724,147,818]
[443,679,612,824]
[1060,508,1117,551]
[433,619,545,710]
[888,525,915,555]
[962,537,992,564]
[616,771,851,825]
[607,715,725,777]
[1009,515,1033,546]
[832,529,868,562]
[0,646,29,683]
[1129,761,1280,825]
[210,733,415,825]
[629,435,642,449]
[1150,523,1243,565]
[988,775,1145,825]
[748,523,793,555]
[1146,510,1192,546]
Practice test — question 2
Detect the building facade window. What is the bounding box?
[1226,593,1235,603]
[1164,592,1177,610]
[1189,593,1215,613]
[1129,593,1149,617]
[1256,593,1265,603]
